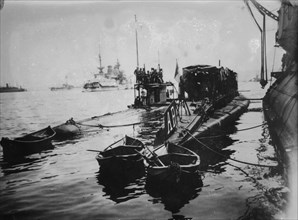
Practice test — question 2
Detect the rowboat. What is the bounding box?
[96,135,145,175]
[0,126,56,157]
[145,141,201,184]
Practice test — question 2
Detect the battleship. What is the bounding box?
[83,46,127,92]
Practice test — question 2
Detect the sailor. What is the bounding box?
[178,76,185,99]
[151,68,158,83]
[134,96,142,106]
[134,67,139,83]
[140,68,146,84]
[141,89,147,105]
[146,70,150,84]
[159,68,164,83]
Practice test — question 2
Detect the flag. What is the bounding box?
[174,59,181,84]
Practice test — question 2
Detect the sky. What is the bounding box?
[0,0,282,89]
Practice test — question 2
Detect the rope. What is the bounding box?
[184,130,278,168]
[237,122,267,132]
[234,98,263,101]
[76,121,142,128]
[180,122,267,141]
[271,46,277,73]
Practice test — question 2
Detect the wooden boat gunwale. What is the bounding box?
[1,126,56,144]
[145,142,200,175]
[95,135,145,165]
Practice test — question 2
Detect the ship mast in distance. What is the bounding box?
[158,50,160,71]
[98,43,104,75]
[135,15,139,69]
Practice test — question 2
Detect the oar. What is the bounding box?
[105,137,124,150]
[152,143,164,152]
[134,150,159,166]
[87,149,103,154]
[144,145,165,167]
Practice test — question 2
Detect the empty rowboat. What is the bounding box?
[0,126,56,157]
[96,135,145,175]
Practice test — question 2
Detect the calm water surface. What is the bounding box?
[0,83,285,219]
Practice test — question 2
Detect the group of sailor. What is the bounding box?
[134,67,164,84]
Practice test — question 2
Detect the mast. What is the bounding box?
[135,15,139,68]
[158,50,160,71]
[98,43,104,75]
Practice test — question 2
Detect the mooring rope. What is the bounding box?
[234,98,263,101]
[184,130,278,168]
[237,122,267,131]
[75,121,142,128]
[178,122,268,142]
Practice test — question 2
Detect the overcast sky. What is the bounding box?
[0,0,282,89]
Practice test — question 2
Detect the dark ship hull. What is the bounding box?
[263,1,297,217]
[0,85,26,93]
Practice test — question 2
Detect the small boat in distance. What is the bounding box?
[95,135,145,175]
[249,74,261,82]
[0,83,27,93]
[50,76,74,91]
[145,141,201,184]
[50,83,74,91]
[0,126,56,157]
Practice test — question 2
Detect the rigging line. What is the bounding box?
[280,95,296,120]
[265,16,268,81]
[237,122,267,131]
[245,1,262,31]
[77,110,138,123]
[191,123,268,140]
[184,130,277,168]
[271,45,277,73]
[271,87,297,98]
[279,71,296,90]
[277,98,297,138]
[75,121,142,128]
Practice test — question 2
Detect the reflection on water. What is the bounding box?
[136,108,165,143]
[96,167,146,204]
[146,174,203,214]
[0,149,54,176]
[187,132,237,173]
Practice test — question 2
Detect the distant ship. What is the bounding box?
[249,74,260,82]
[50,84,74,91]
[83,47,127,92]
[0,84,27,93]
[50,76,74,91]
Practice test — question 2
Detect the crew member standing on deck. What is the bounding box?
[134,67,139,83]
[178,76,185,100]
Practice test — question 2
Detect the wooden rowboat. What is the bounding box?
[145,142,201,184]
[96,135,145,175]
[0,126,56,157]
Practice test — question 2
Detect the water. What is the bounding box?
[0,83,286,219]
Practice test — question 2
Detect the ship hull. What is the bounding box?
[263,71,297,180]
[83,85,119,92]
[0,88,26,93]
[263,70,297,218]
